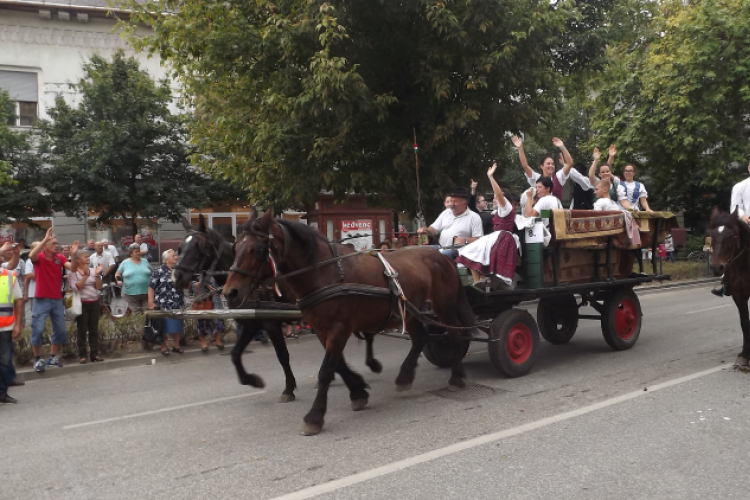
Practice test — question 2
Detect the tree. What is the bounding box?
[588,0,750,215]
[39,52,231,234]
[124,0,615,219]
[0,90,50,224]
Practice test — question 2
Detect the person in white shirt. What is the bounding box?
[90,241,116,278]
[101,239,119,260]
[730,160,750,224]
[524,177,563,228]
[588,145,633,211]
[23,242,38,327]
[714,160,750,297]
[418,187,483,257]
[512,136,576,204]
[621,164,653,213]
[593,179,622,211]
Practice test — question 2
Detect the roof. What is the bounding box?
[0,0,136,15]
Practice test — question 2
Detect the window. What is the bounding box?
[0,70,38,127]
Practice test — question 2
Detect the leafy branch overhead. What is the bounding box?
[123,0,609,216]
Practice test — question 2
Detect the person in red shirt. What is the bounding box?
[28,228,79,373]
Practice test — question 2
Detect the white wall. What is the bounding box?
[0,8,175,120]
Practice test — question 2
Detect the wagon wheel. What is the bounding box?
[601,288,642,350]
[421,325,471,368]
[488,308,540,378]
[537,295,579,345]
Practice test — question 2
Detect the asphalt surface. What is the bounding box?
[3,282,748,500]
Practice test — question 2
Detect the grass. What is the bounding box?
[647,259,714,282]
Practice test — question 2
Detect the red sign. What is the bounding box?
[120,231,156,248]
[341,220,372,232]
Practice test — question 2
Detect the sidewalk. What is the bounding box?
[14,334,319,382]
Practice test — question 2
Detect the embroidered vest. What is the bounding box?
[492,209,515,232]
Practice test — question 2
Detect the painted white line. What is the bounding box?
[63,391,266,430]
[270,365,727,500]
[685,304,734,315]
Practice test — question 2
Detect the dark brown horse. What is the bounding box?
[709,208,750,368]
[224,209,476,435]
[172,214,383,402]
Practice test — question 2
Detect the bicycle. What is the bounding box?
[100,281,129,319]
[687,251,706,262]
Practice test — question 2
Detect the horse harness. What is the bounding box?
[231,225,475,333]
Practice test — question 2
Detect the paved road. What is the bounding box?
[2,284,747,500]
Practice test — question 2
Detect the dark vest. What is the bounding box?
[492,209,515,232]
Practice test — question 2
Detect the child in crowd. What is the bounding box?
[593,179,621,211]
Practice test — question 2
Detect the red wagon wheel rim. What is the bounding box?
[506,324,533,364]
[614,298,638,340]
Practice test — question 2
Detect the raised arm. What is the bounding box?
[552,137,574,175]
[524,188,536,218]
[588,148,601,186]
[606,144,617,168]
[64,241,80,273]
[29,227,54,263]
[512,135,533,179]
[487,162,506,207]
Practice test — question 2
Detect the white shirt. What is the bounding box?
[23,258,35,298]
[90,251,116,272]
[492,199,514,218]
[431,208,484,247]
[105,244,119,258]
[730,177,750,219]
[622,180,648,210]
[594,198,621,211]
[525,169,569,188]
[531,195,563,227]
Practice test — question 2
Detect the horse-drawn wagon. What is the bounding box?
[421,209,679,378]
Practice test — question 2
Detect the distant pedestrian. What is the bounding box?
[0,262,23,404]
[115,243,152,314]
[148,249,184,356]
[67,251,104,364]
[28,228,80,373]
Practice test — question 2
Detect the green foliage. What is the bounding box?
[0,90,50,223]
[122,0,610,219]
[38,52,238,231]
[589,0,750,221]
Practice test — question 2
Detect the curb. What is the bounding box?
[15,334,320,383]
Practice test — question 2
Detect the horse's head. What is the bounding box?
[173,214,220,290]
[708,207,741,277]
[224,208,284,308]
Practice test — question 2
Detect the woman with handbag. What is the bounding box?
[115,243,153,314]
[148,249,184,356]
[66,250,105,363]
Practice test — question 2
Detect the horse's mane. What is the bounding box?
[240,217,325,266]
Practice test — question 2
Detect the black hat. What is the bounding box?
[448,187,471,199]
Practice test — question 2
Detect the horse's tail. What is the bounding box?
[452,266,477,334]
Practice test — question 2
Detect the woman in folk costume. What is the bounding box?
[512,135,588,209]
[455,162,520,288]
[588,145,634,211]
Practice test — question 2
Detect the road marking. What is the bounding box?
[269,365,726,500]
[63,392,266,430]
[685,304,734,315]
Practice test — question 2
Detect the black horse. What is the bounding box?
[172,214,382,402]
[709,208,750,368]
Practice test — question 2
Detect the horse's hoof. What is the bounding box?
[278,393,296,403]
[240,374,265,389]
[351,398,368,411]
[367,359,383,374]
[448,378,466,391]
[301,423,323,436]
[395,382,413,392]
[735,356,750,367]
